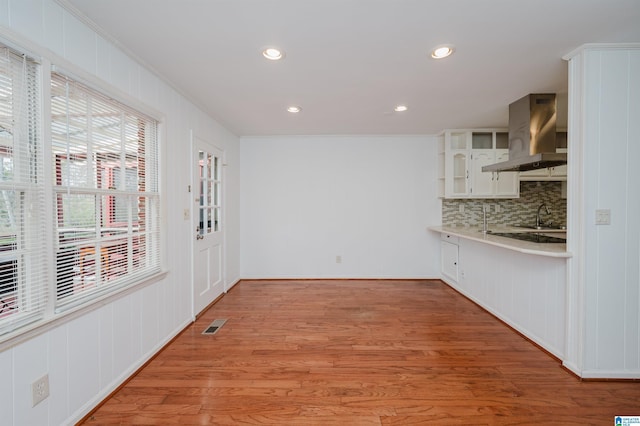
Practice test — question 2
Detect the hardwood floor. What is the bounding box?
[83,280,640,425]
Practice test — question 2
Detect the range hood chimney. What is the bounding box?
[482,93,566,172]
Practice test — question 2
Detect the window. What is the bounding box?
[51,72,160,311]
[0,45,46,334]
[0,40,161,342]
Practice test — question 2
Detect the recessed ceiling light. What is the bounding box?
[262,47,284,61]
[394,105,408,112]
[287,106,301,113]
[431,45,455,59]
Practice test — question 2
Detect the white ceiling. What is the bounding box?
[63,0,640,136]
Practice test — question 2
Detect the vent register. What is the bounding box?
[202,318,227,335]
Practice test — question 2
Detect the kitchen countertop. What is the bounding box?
[429,225,572,258]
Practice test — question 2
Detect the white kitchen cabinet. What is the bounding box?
[519,164,567,181]
[441,130,519,198]
[550,164,568,177]
[470,150,494,197]
[469,131,494,197]
[442,130,470,197]
[440,233,459,284]
[519,168,549,178]
[494,150,520,196]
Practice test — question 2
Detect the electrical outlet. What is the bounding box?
[494,204,501,213]
[32,374,49,407]
[336,255,342,264]
[183,208,190,220]
[459,204,464,213]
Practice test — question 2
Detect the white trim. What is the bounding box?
[562,360,582,377]
[579,370,640,380]
[222,147,228,293]
[240,134,437,141]
[561,363,640,381]
[226,277,241,292]
[157,119,169,281]
[564,49,587,376]
[53,0,118,46]
[41,56,56,320]
[189,130,196,321]
[0,26,44,63]
[563,43,640,61]
[239,276,440,280]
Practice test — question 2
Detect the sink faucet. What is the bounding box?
[536,203,551,228]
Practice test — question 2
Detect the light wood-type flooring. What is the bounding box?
[83,280,640,425]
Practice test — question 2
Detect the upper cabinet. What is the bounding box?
[441,130,470,197]
[439,129,519,199]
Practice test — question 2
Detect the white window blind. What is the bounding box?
[51,72,160,312]
[0,45,46,335]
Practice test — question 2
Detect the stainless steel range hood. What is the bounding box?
[482,93,566,172]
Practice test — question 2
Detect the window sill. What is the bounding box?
[0,270,169,353]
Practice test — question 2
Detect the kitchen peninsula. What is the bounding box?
[429,225,569,361]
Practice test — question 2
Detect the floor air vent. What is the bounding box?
[202,318,227,335]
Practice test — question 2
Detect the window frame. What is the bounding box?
[50,70,162,313]
[0,38,166,347]
[0,44,47,336]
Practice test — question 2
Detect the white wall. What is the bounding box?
[240,135,442,279]
[0,1,240,424]
[565,45,640,378]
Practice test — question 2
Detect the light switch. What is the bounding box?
[595,209,611,225]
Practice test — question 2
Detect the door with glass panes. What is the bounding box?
[192,134,224,316]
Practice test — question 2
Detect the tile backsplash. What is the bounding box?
[442,181,567,228]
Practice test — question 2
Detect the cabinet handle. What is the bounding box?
[466,171,469,179]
